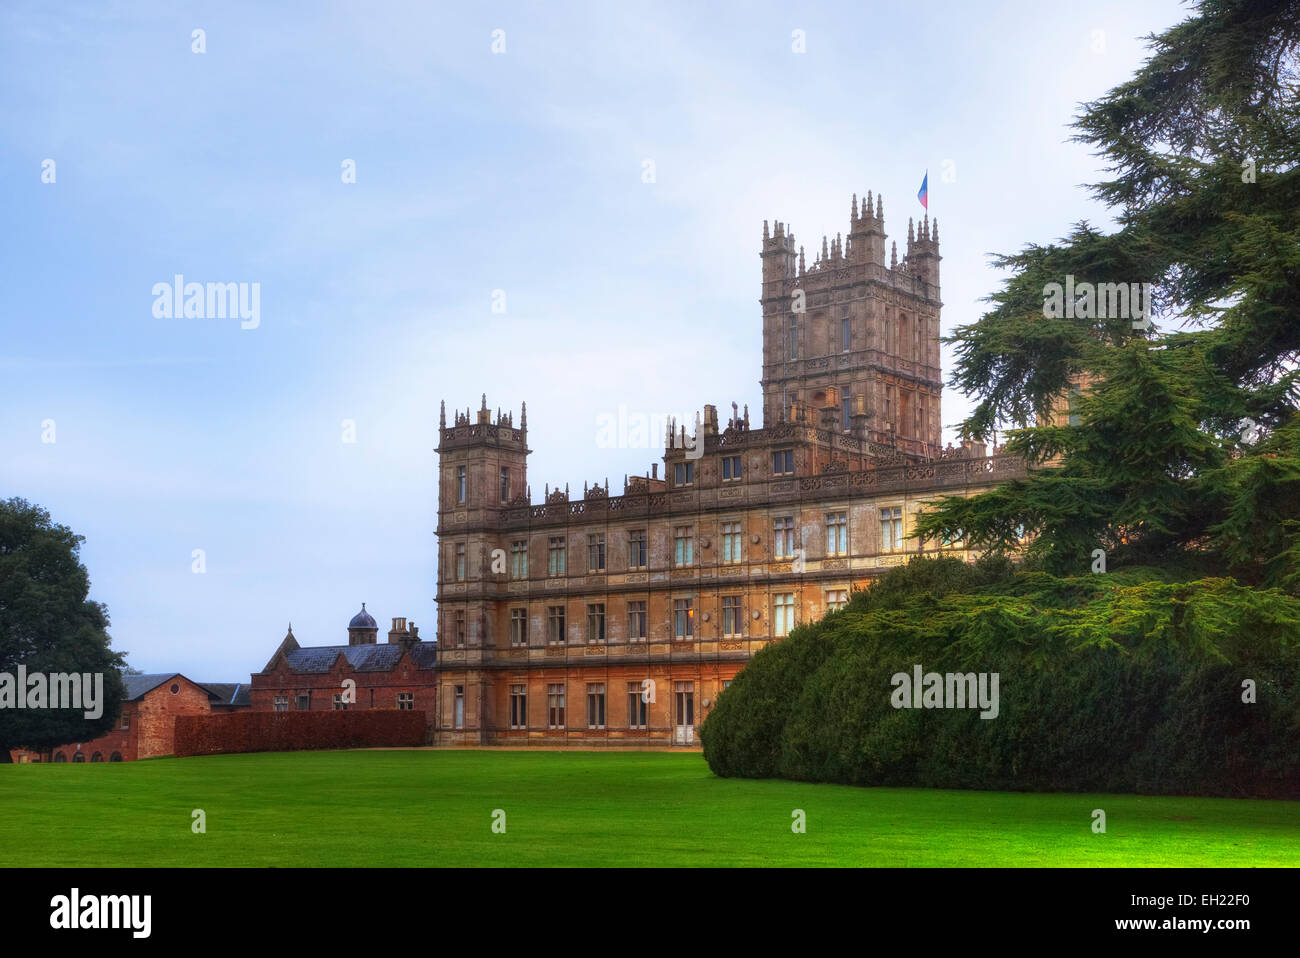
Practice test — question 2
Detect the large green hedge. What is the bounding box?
[700,557,1300,798]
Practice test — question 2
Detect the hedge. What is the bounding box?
[174,709,428,757]
[700,557,1300,798]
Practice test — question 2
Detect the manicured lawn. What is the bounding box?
[2,750,1296,866]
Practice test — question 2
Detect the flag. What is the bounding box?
[917,171,928,210]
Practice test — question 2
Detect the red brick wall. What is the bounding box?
[11,700,140,763]
[134,678,213,758]
[248,656,438,732]
[175,709,428,756]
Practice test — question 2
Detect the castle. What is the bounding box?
[11,192,1027,762]
[430,194,1023,746]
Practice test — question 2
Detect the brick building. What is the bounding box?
[433,196,1026,746]
[9,673,251,763]
[249,611,438,734]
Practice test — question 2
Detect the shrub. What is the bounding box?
[701,557,1300,798]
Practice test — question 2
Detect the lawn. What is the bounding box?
[2,749,1296,867]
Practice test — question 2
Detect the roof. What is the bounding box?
[348,603,377,630]
[123,674,254,705]
[122,673,184,700]
[199,682,251,707]
[278,642,437,674]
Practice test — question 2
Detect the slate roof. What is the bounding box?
[200,682,251,707]
[123,674,254,704]
[122,673,182,700]
[279,642,437,674]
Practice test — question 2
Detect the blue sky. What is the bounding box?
[0,0,1188,679]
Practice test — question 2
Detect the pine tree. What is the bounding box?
[920,0,1300,586]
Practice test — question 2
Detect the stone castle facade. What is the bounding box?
[432,195,1023,746]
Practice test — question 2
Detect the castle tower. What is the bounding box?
[435,396,530,649]
[759,192,943,457]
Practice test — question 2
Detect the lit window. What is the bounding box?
[673,598,694,639]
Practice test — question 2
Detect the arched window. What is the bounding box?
[72,753,85,763]
[91,752,103,763]
[54,753,67,763]
[110,752,123,762]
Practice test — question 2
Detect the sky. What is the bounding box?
[0,0,1190,679]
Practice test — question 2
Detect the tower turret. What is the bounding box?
[848,188,886,266]
[348,603,378,645]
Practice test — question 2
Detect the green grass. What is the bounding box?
[2,750,1297,866]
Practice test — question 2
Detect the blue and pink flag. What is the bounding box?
[917,171,928,209]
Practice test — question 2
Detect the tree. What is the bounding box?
[0,498,126,761]
[917,0,1300,586]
